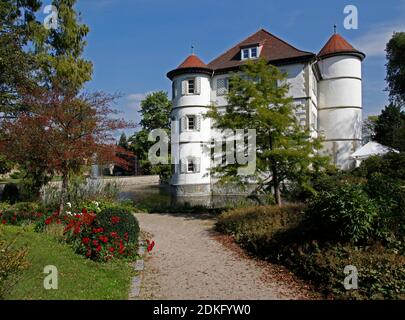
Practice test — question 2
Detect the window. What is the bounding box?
[181,77,200,95]
[216,78,228,96]
[251,47,258,58]
[241,46,259,60]
[187,160,195,173]
[187,79,195,94]
[242,49,250,60]
[187,115,195,130]
[172,81,177,99]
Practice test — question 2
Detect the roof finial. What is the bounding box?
[191,45,195,55]
[333,24,337,34]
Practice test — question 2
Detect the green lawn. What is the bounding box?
[2,225,136,300]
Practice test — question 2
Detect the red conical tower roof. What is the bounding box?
[177,54,208,69]
[318,33,365,60]
[167,54,212,80]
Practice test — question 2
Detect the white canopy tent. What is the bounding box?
[351,141,399,166]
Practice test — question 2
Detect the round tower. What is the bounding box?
[317,33,366,170]
[167,54,213,201]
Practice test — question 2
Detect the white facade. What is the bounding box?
[167,31,365,196]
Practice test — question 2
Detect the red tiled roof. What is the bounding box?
[207,29,315,71]
[318,33,365,59]
[177,54,208,69]
[167,54,212,79]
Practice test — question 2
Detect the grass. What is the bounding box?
[2,225,136,300]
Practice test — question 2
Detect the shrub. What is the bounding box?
[41,177,120,210]
[216,204,405,299]
[0,229,29,299]
[265,240,405,299]
[61,207,139,262]
[1,183,20,204]
[216,204,305,254]
[0,202,44,226]
[96,206,139,244]
[354,152,405,180]
[304,183,379,244]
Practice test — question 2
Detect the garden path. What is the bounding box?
[135,213,316,300]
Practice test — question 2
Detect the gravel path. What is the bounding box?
[135,213,316,300]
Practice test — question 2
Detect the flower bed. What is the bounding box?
[1,201,140,262]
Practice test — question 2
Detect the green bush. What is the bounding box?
[354,152,405,180]
[265,240,405,300]
[1,183,20,204]
[0,202,43,226]
[95,206,139,244]
[304,183,379,244]
[216,204,305,254]
[217,204,405,299]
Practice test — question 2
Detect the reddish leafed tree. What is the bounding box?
[0,87,134,210]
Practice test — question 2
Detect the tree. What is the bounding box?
[0,0,42,116]
[374,103,405,151]
[35,0,93,93]
[362,115,378,144]
[118,132,129,150]
[207,58,328,206]
[128,91,171,179]
[386,32,405,106]
[0,88,132,209]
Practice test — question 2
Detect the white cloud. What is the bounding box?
[353,22,405,57]
[126,92,152,110]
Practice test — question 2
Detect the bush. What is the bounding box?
[265,240,405,300]
[1,183,20,204]
[216,204,305,254]
[61,206,140,262]
[0,202,44,226]
[96,206,139,244]
[0,229,29,299]
[354,152,405,180]
[304,183,379,244]
[217,204,405,299]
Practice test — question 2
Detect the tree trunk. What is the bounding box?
[59,166,69,213]
[272,167,282,207]
[269,132,282,206]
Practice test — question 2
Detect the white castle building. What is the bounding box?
[166,29,365,198]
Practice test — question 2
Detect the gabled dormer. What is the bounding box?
[240,44,261,60]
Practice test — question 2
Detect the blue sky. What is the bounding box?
[52,0,405,136]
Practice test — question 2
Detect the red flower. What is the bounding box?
[124,232,129,241]
[111,216,120,224]
[45,217,52,225]
[110,232,118,238]
[1,220,6,225]
[82,208,87,214]
[92,240,99,246]
[82,237,90,245]
[96,245,102,252]
[73,226,81,235]
[99,235,109,243]
[147,240,155,252]
[109,247,115,253]
[118,241,125,254]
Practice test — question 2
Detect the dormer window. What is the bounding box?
[241,46,259,60]
[251,47,258,58]
[242,49,250,60]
